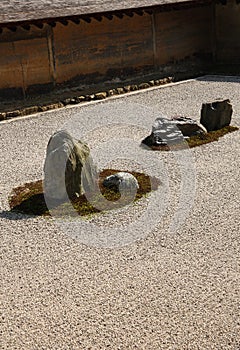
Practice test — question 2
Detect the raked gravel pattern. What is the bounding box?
[1,76,240,349]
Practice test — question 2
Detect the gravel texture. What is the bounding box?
[1,76,240,349]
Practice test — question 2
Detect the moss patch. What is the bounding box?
[147,125,239,151]
[9,169,161,217]
[187,125,238,148]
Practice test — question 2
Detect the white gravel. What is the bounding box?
[1,76,239,349]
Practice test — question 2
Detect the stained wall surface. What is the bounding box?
[0,26,53,97]
[154,6,213,65]
[0,4,216,98]
[216,0,240,63]
[53,14,154,84]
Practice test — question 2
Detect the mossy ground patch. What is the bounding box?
[9,169,161,217]
[148,125,239,150]
[8,126,238,216]
[186,125,238,148]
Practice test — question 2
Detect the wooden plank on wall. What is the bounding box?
[0,42,23,90]
[216,0,240,63]
[154,6,213,65]
[14,38,52,87]
[0,25,48,43]
[53,14,154,84]
[0,37,52,91]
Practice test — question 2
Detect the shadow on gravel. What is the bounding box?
[197,75,240,83]
[0,210,35,221]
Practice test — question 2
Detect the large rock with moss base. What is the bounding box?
[200,99,233,132]
[44,130,96,201]
[142,116,206,148]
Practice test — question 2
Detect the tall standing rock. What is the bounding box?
[44,130,96,201]
[200,99,233,132]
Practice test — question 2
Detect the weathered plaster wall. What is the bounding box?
[154,6,213,65]
[216,0,240,63]
[53,14,154,85]
[0,4,215,99]
[0,26,54,98]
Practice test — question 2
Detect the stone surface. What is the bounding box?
[22,106,39,115]
[69,98,78,104]
[130,85,138,91]
[0,112,6,120]
[171,116,207,136]
[107,89,116,96]
[39,103,63,112]
[103,172,139,192]
[44,130,96,201]
[62,98,71,106]
[163,78,169,84]
[116,87,125,94]
[124,85,131,92]
[142,116,206,148]
[85,94,95,101]
[95,92,107,100]
[200,99,233,132]
[78,95,86,102]
[139,83,150,89]
[6,110,22,118]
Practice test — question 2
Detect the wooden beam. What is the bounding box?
[104,13,113,20]
[212,1,217,63]
[34,22,44,29]
[47,26,57,87]
[71,18,80,24]
[145,9,153,15]
[48,22,56,27]
[9,26,17,32]
[59,19,68,26]
[81,16,91,23]
[22,24,30,31]
[93,14,102,22]
[134,9,144,16]
[124,11,134,17]
[151,13,157,68]
[115,12,124,19]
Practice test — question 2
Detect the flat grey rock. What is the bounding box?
[142,116,206,148]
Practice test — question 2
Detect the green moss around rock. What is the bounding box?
[186,125,239,148]
[9,169,161,217]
